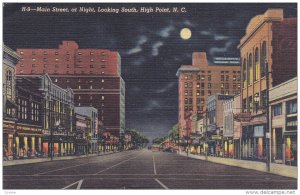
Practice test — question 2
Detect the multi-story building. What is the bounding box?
[15,77,43,158]
[206,94,234,156]
[176,52,240,138]
[238,9,297,160]
[223,94,241,159]
[17,74,75,157]
[269,77,297,166]
[74,106,98,153]
[3,45,21,160]
[74,113,89,155]
[15,41,125,138]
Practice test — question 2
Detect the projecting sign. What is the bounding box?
[213,57,240,65]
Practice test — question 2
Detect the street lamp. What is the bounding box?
[51,120,60,161]
[254,93,260,113]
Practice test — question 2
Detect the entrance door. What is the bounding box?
[275,128,283,160]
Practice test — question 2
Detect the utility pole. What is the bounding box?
[205,109,208,161]
[265,60,270,172]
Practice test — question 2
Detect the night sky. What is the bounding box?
[3,3,297,140]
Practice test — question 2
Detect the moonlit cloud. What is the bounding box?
[132,56,145,66]
[209,40,235,56]
[143,100,162,112]
[126,35,148,55]
[214,34,229,41]
[126,46,142,55]
[200,30,212,36]
[157,25,175,38]
[183,20,196,27]
[152,41,163,56]
[155,82,176,93]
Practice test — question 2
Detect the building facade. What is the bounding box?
[74,106,98,153]
[176,52,240,138]
[3,45,21,160]
[15,77,44,158]
[206,94,234,156]
[74,113,89,155]
[17,74,75,157]
[223,94,241,158]
[238,9,297,161]
[269,77,297,166]
[16,41,125,138]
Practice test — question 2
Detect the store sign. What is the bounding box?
[218,95,234,100]
[213,57,240,65]
[211,135,222,140]
[234,112,252,122]
[254,126,264,137]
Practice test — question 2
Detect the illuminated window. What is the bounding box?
[255,47,260,81]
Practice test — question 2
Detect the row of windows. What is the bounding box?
[185,82,240,89]
[20,64,107,69]
[19,70,106,75]
[272,100,297,116]
[54,78,105,83]
[77,95,105,100]
[20,51,107,56]
[242,41,267,87]
[17,99,40,122]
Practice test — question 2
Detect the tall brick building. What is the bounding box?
[176,52,240,138]
[16,41,125,137]
[238,9,297,160]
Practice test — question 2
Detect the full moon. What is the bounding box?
[180,28,192,40]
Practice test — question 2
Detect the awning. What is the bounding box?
[16,130,43,137]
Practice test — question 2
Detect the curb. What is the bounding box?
[178,152,297,179]
[3,151,119,167]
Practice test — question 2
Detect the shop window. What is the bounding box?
[272,104,282,116]
[248,53,253,84]
[287,100,297,114]
[261,41,267,77]
[255,47,260,81]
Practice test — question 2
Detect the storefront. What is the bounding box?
[241,124,266,160]
[223,139,234,158]
[3,121,15,160]
[13,125,43,159]
[75,139,88,155]
[42,134,75,157]
[284,133,297,166]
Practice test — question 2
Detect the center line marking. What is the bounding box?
[152,154,157,175]
[155,178,168,189]
[95,151,144,175]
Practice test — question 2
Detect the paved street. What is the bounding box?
[3,149,297,189]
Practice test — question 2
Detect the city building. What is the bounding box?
[17,74,75,157]
[74,113,89,155]
[269,77,297,166]
[3,45,21,160]
[15,77,44,158]
[15,41,125,138]
[206,94,234,156]
[223,94,241,158]
[176,52,240,138]
[74,106,98,153]
[238,8,297,161]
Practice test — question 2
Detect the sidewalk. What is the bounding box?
[178,151,297,179]
[3,151,117,167]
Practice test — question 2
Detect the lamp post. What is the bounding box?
[254,93,259,113]
[51,120,60,161]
